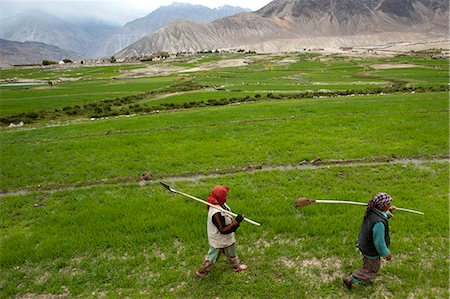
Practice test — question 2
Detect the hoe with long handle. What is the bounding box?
[160,182,261,227]
[295,198,424,215]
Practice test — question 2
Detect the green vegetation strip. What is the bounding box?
[0,92,448,192]
[1,164,448,298]
[1,53,447,124]
[0,77,175,116]
[1,157,447,197]
[0,52,448,298]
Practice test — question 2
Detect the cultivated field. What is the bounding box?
[0,52,448,298]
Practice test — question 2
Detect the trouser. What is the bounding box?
[351,256,381,283]
[207,243,237,262]
[197,243,242,274]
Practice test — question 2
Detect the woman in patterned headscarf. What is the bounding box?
[195,185,247,278]
[343,192,397,289]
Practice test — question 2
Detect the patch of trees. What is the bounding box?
[42,60,57,65]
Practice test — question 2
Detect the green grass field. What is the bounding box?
[0,52,448,298]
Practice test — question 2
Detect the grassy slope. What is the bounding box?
[0,77,174,115]
[0,92,447,192]
[1,53,448,118]
[0,53,448,298]
[0,164,448,298]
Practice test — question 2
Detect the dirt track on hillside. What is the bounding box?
[2,156,448,198]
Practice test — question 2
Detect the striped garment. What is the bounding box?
[365,192,392,218]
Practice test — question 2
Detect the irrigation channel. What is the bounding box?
[1,156,448,197]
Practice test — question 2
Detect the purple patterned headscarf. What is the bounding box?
[365,192,392,217]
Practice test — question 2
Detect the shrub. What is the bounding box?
[26,112,39,119]
[159,51,170,58]
[42,60,57,65]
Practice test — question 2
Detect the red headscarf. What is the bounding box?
[207,185,229,209]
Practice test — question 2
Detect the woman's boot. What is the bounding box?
[228,256,248,272]
[195,257,214,278]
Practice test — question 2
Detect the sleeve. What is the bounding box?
[372,222,391,257]
[212,212,239,234]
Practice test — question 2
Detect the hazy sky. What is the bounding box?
[0,0,273,25]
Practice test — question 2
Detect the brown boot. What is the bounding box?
[343,277,352,290]
[228,256,248,272]
[195,258,214,278]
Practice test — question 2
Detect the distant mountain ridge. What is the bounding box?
[93,2,251,58]
[0,2,250,62]
[0,0,448,66]
[117,0,449,57]
[0,39,84,67]
[256,0,449,35]
[0,10,101,56]
[116,13,297,56]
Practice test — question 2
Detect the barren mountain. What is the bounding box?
[256,0,449,34]
[0,10,96,56]
[0,39,84,67]
[116,13,296,56]
[116,0,449,57]
[93,3,250,58]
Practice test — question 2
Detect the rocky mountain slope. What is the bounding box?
[93,3,250,58]
[116,0,449,57]
[256,0,449,34]
[0,3,250,61]
[0,39,84,67]
[117,13,296,56]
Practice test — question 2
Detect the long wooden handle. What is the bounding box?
[315,200,367,206]
[161,183,261,226]
[315,200,424,215]
[175,190,261,226]
[394,207,424,215]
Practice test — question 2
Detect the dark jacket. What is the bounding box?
[357,209,390,257]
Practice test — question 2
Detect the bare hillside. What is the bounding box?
[0,39,84,67]
[116,0,449,57]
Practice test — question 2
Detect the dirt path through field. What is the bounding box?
[370,64,420,70]
[1,157,448,197]
[115,58,248,78]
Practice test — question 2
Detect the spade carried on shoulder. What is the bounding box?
[160,182,262,226]
[295,198,424,215]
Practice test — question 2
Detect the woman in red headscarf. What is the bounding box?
[343,192,397,289]
[195,185,247,278]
